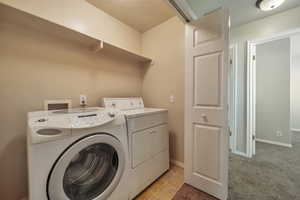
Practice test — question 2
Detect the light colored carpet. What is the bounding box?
[228,137,300,200]
[292,132,300,144]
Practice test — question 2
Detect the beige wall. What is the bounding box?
[256,38,291,145]
[141,17,185,163]
[0,20,144,200]
[0,0,142,54]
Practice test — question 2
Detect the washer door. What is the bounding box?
[48,134,125,200]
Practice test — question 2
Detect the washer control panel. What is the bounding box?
[70,111,116,129]
[29,115,71,129]
[28,115,72,144]
[27,108,119,144]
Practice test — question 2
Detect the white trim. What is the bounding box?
[256,138,292,148]
[289,36,293,146]
[249,28,300,45]
[291,129,300,133]
[170,159,184,168]
[229,44,238,154]
[232,150,249,158]
[247,41,256,158]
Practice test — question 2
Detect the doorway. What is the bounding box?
[246,30,300,157]
[229,30,300,199]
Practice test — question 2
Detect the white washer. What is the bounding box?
[27,107,130,200]
[102,98,170,199]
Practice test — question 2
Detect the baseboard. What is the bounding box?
[291,128,300,133]
[170,159,184,168]
[256,138,292,148]
[232,150,248,157]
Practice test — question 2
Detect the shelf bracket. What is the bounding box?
[91,41,104,52]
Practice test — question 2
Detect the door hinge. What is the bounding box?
[252,55,256,60]
[252,135,255,140]
[230,59,233,64]
[229,128,232,136]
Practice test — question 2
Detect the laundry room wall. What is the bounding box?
[0,13,144,200]
[141,17,185,164]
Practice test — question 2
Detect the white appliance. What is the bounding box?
[27,107,130,200]
[102,98,169,199]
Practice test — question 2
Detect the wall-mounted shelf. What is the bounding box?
[0,3,152,64]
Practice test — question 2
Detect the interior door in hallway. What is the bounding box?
[184,9,229,200]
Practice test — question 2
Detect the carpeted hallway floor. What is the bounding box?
[228,133,300,200]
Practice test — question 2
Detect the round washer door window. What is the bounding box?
[48,134,125,200]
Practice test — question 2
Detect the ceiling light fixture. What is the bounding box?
[256,0,285,11]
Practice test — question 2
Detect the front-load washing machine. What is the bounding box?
[27,107,129,200]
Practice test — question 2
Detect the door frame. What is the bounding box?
[246,28,300,157]
[247,40,256,157]
[229,44,238,154]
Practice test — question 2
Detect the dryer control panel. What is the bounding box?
[102,97,144,110]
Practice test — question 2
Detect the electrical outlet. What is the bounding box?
[80,95,87,106]
[276,131,283,137]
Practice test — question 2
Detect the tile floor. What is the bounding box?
[134,165,184,200]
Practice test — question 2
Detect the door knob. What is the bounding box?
[201,114,208,122]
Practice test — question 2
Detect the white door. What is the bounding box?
[184,9,229,200]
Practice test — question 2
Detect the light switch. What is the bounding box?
[276,131,283,137]
[169,94,175,104]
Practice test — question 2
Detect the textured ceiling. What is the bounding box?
[86,0,300,32]
[229,0,300,27]
[86,0,175,32]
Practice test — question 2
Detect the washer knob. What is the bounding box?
[108,112,115,118]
